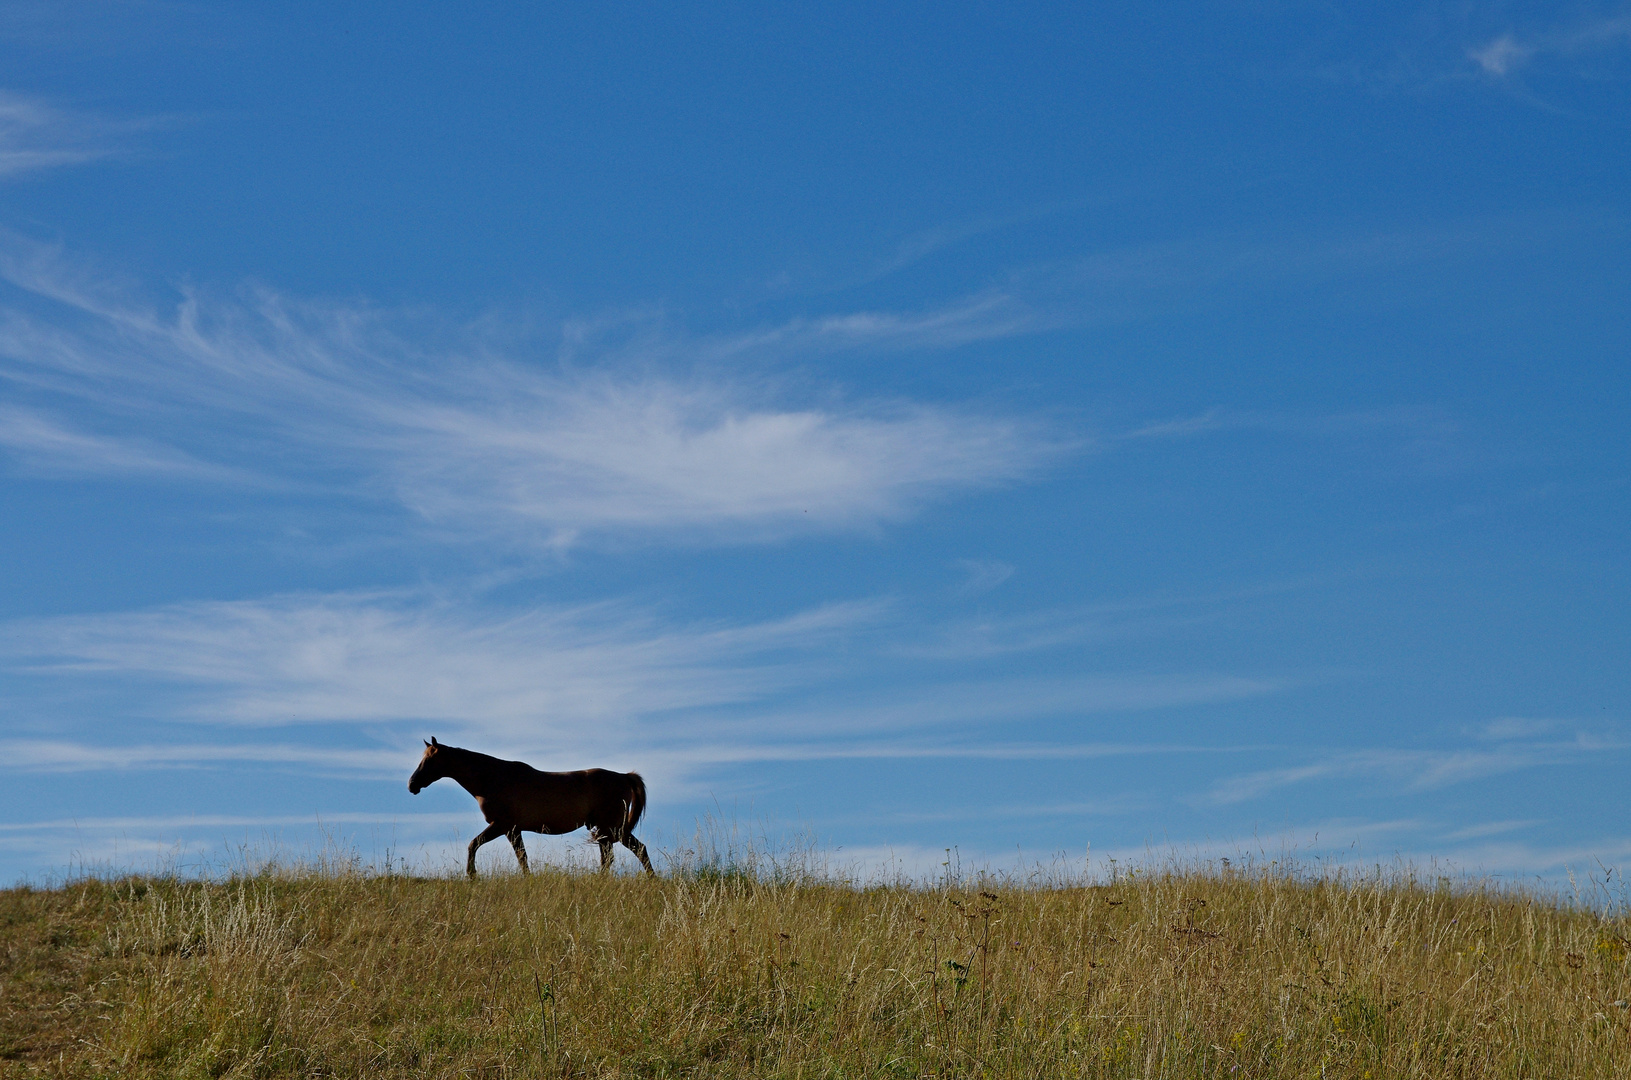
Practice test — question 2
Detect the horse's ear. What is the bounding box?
[424,738,431,747]
[430,736,439,746]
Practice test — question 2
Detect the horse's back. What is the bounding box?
[493,764,636,834]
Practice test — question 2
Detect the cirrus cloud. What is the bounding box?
[0,236,1068,548]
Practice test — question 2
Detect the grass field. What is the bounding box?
[2,841,1629,1078]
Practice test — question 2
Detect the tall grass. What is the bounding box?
[3,839,1629,1078]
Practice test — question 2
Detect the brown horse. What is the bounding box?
[408,738,654,877]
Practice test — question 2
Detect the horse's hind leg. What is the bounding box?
[621,832,655,876]
[598,836,615,873]
[507,827,530,875]
[467,822,507,878]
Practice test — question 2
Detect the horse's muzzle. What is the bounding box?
[408,781,421,794]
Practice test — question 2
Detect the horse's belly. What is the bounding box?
[520,798,593,835]
[477,797,567,831]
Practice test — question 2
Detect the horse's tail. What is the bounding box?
[623,772,647,837]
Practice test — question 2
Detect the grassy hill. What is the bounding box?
[3,852,1629,1078]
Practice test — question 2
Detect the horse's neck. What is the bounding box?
[441,748,500,796]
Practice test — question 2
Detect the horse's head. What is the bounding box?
[408,737,447,794]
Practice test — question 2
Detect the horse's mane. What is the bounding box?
[439,742,493,760]
[439,743,530,770]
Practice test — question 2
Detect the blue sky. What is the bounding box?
[1,2,1628,884]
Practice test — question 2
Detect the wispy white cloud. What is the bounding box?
[0,809,503,883]
[758,199,1096,300]
[1206,737,1628,806]
[1443,818,1545,842]
[1121,406,1444,442]
[894,578,1313,662]
[1080,819,1631,883]
[0,91,135,177]
[1469,15,1631,77]
[705,290,1047,356]
[820,819,1629,886]
[672,674,1285,748]
[1120,404,1468,469]
[0,237,1065,546]
[0,739,404,774]
[875,795,1149,825]
[950,558,1015,597]
[756,211,1627,360]
[656,736,1261,766]
[0,810,471,833]
[1474,716,1561,741]
[1104,403,1499,488]
[1415,836,1631,879]
[898,608,1097,663]
[1,734,1259,777]
[0,404,247,480]
[1301,5,1631,96]
[751,213,1598,359]
[2,212,1609,538]
[0,588,1286,789]
[1208,762,1335,805]
[0,591,883,750]
[1469,36,1532,77]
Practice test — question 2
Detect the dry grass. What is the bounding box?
[2,844,1629,1078]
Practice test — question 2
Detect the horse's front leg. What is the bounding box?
[507,826,530,875]
[467,822,507,878]
[598,836,615,872]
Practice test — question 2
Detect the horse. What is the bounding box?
[407,738,654,877]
